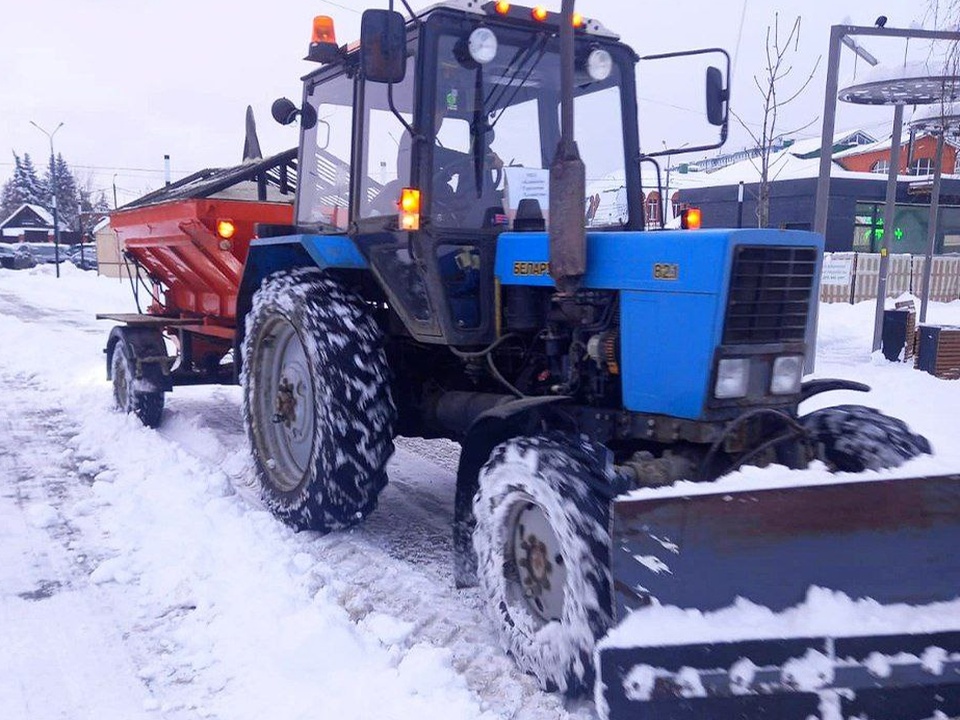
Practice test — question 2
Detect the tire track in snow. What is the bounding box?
[162,394,596,719]
[0,279,597,718]
[0,369,203,720]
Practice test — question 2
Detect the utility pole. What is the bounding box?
[30,120,64,279]
[113,173,119,210]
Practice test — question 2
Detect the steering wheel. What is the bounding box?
[432,152,503,224]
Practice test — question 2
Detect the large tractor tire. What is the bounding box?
[241,269,395,532]
[473,434,613,696]
[111,332,165,429]
[800,404,931,473]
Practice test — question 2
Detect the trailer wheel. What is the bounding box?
[111,336,164,429]
[242,269,395,532]
[800,404,932,473]
[473,434,613,696]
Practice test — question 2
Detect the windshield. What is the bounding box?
[429,29,626,230]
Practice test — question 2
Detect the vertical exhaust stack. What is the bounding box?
[549,0,586,296]
[164,154,171,187]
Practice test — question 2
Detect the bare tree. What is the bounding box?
[731,14,821,227]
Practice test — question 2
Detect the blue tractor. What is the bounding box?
[227,2,956,717]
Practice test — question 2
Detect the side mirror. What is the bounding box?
[271,97,318,130]
[360,9,406,84]
[706,66,728,126]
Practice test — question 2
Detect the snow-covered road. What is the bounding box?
[0,266,589,720]
[1,264,959,720]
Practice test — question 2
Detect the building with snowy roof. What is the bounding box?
[0,203,56,243]
[675,128,960,255]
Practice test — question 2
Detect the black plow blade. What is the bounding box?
[598,473,960,719]
[598,631,960,720]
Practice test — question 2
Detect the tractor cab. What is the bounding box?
[286,2,642,346]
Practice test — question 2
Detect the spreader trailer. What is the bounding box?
[101,2,960,717]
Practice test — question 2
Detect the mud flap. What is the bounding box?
[598,474,960,719]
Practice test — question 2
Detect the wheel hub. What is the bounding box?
[273,378,298,426]
[511,501,567,623]
[254,317,315,491]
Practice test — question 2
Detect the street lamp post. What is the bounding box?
[29,120,64,279]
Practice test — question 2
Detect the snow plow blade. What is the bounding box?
[598,473,960,720]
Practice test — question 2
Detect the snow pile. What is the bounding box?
[601,586,960,650]
[0,265,499,719]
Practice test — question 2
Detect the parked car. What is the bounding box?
[66,244,98,271]
[0,244,38,270]
[20,242,68,265]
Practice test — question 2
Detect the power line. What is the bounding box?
[318,0,362,15]
[0,160,191,177]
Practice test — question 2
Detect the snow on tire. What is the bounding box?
[111,336,164,429]
[241,268,395,532]
[473,434,613,696]
[800,404,932,473]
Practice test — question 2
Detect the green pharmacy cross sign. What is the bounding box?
[868,218,904,242]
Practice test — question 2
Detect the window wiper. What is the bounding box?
[483,42,531,111]
[468,35,548,197]
[483,35,548,129]
[488,40,547,130]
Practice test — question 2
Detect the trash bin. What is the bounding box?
[882,309,914,362]
[916,325,960,380]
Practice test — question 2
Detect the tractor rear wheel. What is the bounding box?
[800,404,931,472]
[241,269,395,532]
[473,434,613,696]
[111,335,164,429]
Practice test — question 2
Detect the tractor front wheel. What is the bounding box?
[241,269,395,532]
[800,404,932,472]
[473,434,613,696]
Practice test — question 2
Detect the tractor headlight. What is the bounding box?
[715,358,749,399]
[587,49,613,81]
[771,355,803,395]
[468,28,498,64]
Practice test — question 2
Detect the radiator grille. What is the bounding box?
[723,245,817,345]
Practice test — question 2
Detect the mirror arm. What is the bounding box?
[387,79,417,139]
[637,155,664,230]
[389,0,421,26]
[639,46,731,158]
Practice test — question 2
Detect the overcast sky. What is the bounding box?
[0,0,945,206]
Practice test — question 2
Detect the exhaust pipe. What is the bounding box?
[548,0,586,297]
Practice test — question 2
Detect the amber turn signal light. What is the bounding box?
[681,207,702,230]
[216,219,236,239]
[400,188,421,231]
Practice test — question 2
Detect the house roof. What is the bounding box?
[0,203,54,230]
[833,128,960,161]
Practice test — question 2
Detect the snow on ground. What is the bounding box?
[0,265,583,720]
[1,264,959,719]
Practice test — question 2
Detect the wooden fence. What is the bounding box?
[821,252,960,304]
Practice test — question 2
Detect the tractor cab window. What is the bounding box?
[429,30,627,230]
[298,72,355,231]
[575,83,625,227]
[360,55,416,219]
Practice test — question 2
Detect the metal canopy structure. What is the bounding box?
[121,148,298,210]
[839,76,960,106]
[813,24,960,362]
